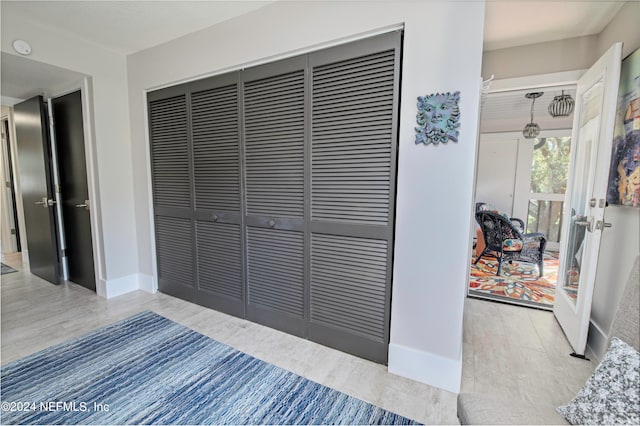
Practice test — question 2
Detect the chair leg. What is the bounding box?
[538,259,544,278]
[474,248,488,265]
[496,255,503,276]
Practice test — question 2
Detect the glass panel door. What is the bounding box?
[559,81,603,306]
[553,43,622,356]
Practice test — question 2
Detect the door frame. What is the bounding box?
[4,78,105,294]
[1,108,29,267]
[469,69,586,299]
[1,118,20,253]
[50,80,105,293]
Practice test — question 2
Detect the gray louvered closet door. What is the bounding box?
[242,57,307,336]
[148,31,401,364]
[148,87,196,302]
[308,34,401,363]
[190,73,244,317]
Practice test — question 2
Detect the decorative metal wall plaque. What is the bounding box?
[415,91,460,145]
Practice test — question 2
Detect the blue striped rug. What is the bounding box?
[1,263,17,275]
[0,311,418,425]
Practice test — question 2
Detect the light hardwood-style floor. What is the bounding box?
[1,253,596,424]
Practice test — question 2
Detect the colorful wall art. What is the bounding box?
[415,91,460,145]
[607,48,640,207]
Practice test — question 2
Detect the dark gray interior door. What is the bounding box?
[14,96,60,284]
[52,91,96,291]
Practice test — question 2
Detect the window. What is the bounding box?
[527,137,572,245]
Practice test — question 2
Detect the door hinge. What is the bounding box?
[10,229,16,235]
[5,181,10,188]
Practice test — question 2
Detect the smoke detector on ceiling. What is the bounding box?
[12,39,32,55]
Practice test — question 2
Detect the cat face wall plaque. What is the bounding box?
[415,91,460,145]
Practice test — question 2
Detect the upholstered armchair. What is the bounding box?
[474,210,547,278]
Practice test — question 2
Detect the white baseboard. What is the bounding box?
[388,343,461,393]
[96,278,108,298]
[587,320,608,361]
[96,273,156,299]
[138,273,155,294]
[103,274,139,299]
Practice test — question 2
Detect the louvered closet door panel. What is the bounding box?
[244,68,305,219]
[148,93,191,210]
[246,227,304,322]
[155,216,195,300]
[308,33,401,364]
[310,234,387,340]
[189,75,244,317]
[242,58,307,336]
[148,86,196,302]
[311,49,394,225]
[195,220,244,316]
[191,82,240,213]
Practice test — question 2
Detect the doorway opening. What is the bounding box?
[1,53,101,293]
[7,93,97,291]
[470,84,576,310]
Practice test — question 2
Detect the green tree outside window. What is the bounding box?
[530,137,572,194]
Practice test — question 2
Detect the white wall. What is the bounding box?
[596,1,640,60]
[483,1,640,81]
[587,2,640,356]
[0,14,138,293]
[475,134,520,216]
[127,0,485,392]
[482,35,597,81]
[589,206,640,358]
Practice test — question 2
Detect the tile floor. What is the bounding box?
[1,252,597,424]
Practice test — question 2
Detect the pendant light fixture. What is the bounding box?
[523,92,543,139]
[548,90,575,117]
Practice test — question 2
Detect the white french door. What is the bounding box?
[553,43,622,356]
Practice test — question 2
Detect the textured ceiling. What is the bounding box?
[0,1,627,55]
[480,86,577,134]
[0,52,85,103]
[483,0,625,51]
[1,1,273,55]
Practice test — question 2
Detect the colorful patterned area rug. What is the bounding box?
[0,311,417,425]
[469,252,559,310]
